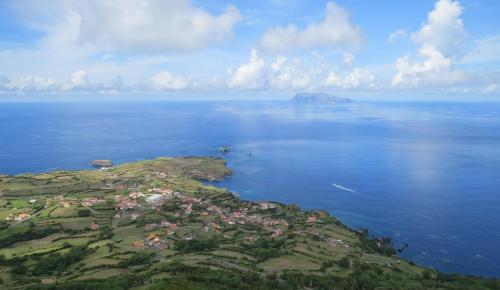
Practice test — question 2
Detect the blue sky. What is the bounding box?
[0,0,499,100]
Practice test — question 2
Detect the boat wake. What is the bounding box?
[331,183,360,194]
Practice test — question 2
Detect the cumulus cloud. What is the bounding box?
[393,46,468,87]
[227,50,317,90]
[18,0,241,52]
[150,71,192,90]
[227,49,266,89]
[392,0,467,87]
[58,69,91,91]
[259,1,363,51]
[411,0,466,56]
[269,56,314,89]
[226,49,375,91]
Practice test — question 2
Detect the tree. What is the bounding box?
[338,257,350,269]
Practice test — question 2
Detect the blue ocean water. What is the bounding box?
[0,100,499,277]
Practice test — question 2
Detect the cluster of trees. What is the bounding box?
[10,245,91,277]
[32,245,91,275]
[174,238,218,253]
[76,208,91,217]
[98,226,113,240]
[0,224,58,248]
[356,228,397,256]
[242,237,287,262]
[117,252,156,267]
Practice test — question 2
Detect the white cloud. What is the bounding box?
[388,29,407,43]
[16,76,58,92]
[150,71,192,90]
[392,0,468,87]
[259,1,363,51]
[70,69,89,87]
[226,49,375,91]
[227,51,317,90]
[0,69,189,93]
[16,0,241,52]
[411,0,466,57]
[227,49,266,89]
[393,46,468,87]
[269,56,313,89]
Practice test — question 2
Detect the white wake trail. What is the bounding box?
[331,183,359,194]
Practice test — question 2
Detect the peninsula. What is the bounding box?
[0,157,497,289]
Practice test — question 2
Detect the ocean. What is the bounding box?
[1,100,499,277]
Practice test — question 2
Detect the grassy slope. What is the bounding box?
[0,157,497,290]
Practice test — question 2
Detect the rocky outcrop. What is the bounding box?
[91,160,113,168]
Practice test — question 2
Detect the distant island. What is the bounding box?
[291,92,352,104]
[0,157,498,289]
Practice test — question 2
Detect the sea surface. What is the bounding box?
[1,100,499,277]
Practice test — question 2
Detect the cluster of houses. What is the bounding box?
[203,202,291,238]
[108,184,325,246]
[115,195,138,211]
[81,197,106,207]
[143,187,186,209]
[146,233,165,248]
[5,211,32,223]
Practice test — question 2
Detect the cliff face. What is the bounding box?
[291,93,352,104]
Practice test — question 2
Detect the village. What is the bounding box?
[109,184,306,249]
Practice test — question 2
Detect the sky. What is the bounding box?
[0,0,499,100]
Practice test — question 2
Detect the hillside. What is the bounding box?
[0,157,497,289]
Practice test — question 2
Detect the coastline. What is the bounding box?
[0,156,498,289]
